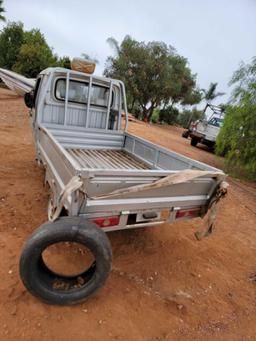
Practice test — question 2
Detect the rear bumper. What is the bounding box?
[190,132,215,146]
[190,132,205,140]
[79,201,205,232]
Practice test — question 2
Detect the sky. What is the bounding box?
[1,0,256,104]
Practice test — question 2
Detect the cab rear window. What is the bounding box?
[55,79,111,108]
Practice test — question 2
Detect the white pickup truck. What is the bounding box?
[0,64,228,305]
[182,104,224,149]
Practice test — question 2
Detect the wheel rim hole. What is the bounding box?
[42,242,95,277]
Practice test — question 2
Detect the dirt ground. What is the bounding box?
[0,87,256,341]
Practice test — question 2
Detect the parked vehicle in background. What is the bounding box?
[182,104,225,150]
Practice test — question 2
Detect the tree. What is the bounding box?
[216,57,256,180]
[159,106,179,125]
[201,82,225,115]
[13,29,58,77]
[0,21,72,77]
[0,22,24,69]
[104,36,200,121]
[181,88,202,106]
[177,108,202,128]
[57,56,71,69]
[0,0,5,22]
[229,57,256,104]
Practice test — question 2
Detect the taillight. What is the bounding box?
[90,216,120,228]
[176,208,201,219]
[191,121,199,130]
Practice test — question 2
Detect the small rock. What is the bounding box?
[8,270,12,274]
[176,290,192,299]
[10,305,17,316]
[82,309,88,313]
[249,274,256,282]
[177,304,184,310]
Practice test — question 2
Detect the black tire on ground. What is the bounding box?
[190,137,198,147]
[209,144,216,153]
[19,217,112,305]
[182,130,189,138]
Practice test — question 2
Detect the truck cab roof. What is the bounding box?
[39,67,124,87]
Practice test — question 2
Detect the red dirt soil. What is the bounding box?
[0,87,256,340]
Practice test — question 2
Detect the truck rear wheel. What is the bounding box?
[182,130,189,138]
[19,217,112,305]
[190,137,199,147]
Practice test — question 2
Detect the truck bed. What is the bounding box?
[43,124,220,174]
[37,125,225,223]
[67,148,151,170]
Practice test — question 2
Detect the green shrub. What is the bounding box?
[216,100,256,180]
[216,57,256,181]
[177,108,202,128]
[159,106,179,125]
[151,109,160,123]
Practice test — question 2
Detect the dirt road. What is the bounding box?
[0,88,256,340]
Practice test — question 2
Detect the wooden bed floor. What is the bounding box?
[67,148,151,170]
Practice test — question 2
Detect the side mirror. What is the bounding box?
[24,92,34,108]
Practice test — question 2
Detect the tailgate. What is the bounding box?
[80,170,225,214]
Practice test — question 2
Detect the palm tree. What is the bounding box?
[106,35,131,56]
[81,53,99,64]
[0,0,6,22]
[201,82,225,115]
[106,37,120,56]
